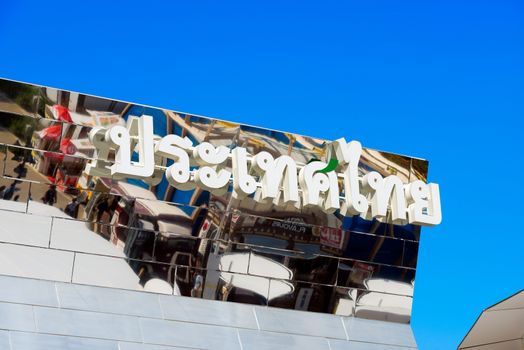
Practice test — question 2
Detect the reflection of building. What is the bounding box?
[0,78,425,349]
[459,289,524,350]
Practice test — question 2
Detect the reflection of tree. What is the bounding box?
[0,80,47,115]
[0,112,38,145]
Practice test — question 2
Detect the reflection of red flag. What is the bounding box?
[53,105,72,123]
[43,152,64,161]
[40,124,62,140]
[60,138,77,155]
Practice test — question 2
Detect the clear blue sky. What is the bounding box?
[1,1,523,349]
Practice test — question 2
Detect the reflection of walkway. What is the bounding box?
[3,144,71,209]
[0,91,30,115]
[0,130,18,145]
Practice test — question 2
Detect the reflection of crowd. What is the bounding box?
[64,197,79,218]
[41,185,57,205]
[0,182,21,201]
[0,149,31,203]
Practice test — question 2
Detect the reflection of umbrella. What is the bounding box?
[219,272,294,301]
[42,138,78,162]
[364,278,414,297]
[355,292,412,323]
[52,104,72,123]
[144,278,175,294]
[112,181,157,200]
[218,252,294,300]
[43,151,64,162]
[354,279,414,323]
[60,138,77,155]
[39,124,62,141]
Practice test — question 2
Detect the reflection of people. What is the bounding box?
[191,273,204,298]
[95,196,115,223]
[3,181,20,200]
[76,190,89,206]
[219,282,234,301]
[14,161,27,178]
[64,197,79,218]
[41,185,57,205]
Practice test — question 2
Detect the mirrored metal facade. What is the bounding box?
[0,78,428,340]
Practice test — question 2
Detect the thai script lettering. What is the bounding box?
[86,115,442,226]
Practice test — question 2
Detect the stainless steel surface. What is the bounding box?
[0,78,423,349]
[0,210,51,247]
[0,244,74,282]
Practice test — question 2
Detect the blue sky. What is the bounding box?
[1,1,523,348]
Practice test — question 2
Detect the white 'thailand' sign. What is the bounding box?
[85,115,442,227]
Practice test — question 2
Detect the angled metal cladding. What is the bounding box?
[0,78,424,349]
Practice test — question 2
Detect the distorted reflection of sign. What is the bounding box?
[295,288,314,310]
[272,218,308,234]
[319,227,344,249]
[86,115,442,227]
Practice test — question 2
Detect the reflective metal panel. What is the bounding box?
[208,270,271,306]
[410,158,429,183]
[0,243,74,282]
[354,289,413,323]
[336,259,415,296]
[267,280,334,313]
[332,287,358,316]
[0,210,51,247]
[4,145,88,186]
[0,176,29,212]
[72,253,174,294]
[50,217,154,260]
[247,249,338,286]
[403,240,419,269]
[0,79,42,116]
[27,180,96,218]
[0,78,432,322]
[360,149,412,184]
[0,112,65,153]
